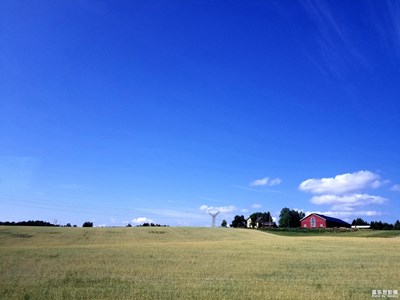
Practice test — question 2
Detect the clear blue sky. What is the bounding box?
[1,0,399,226]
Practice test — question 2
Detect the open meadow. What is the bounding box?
[0,226,399,300]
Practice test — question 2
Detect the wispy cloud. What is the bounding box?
[367,0,400,56]
[234,185,264,193]
[251,203,262,209]
[299,0,369,77]
[200,205,237,214]
[391,184,400,192]
[250,177,282,187]
[385,0,400,55]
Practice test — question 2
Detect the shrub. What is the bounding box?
[82,222,93,227]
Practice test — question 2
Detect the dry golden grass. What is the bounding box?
[0,226,399,299]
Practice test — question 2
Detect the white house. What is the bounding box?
[247,217,276,229]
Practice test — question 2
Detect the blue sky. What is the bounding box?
[1,0,400,227]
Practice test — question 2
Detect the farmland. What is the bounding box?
[0,226,399,299]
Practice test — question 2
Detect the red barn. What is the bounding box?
[300,213,351,228]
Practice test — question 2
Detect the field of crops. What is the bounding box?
[0,226,399,299]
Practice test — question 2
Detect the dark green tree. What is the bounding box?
[278,208,304,228]
[249,212,272,228]
[370,221,382,230]
[221,220,227,227]
[279,208,291,227]
[230,215,246,228]
[82,221,93,227]
[370,221,393,230]
[394,220,400,230]
[382,222,394,230]
[351,218,369,226]
[291,210,305,227]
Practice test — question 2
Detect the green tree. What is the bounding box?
[230,215,246,228]
[278,208,304,228]
[370,221,393,230]
[351,218,369,226]
[82,221,93,227]
[279,208,291,227]
[221,220,227,227]
[292,210,305,227]
[249,212,272,228]
[394,220,400,230]
[382,222,394,230]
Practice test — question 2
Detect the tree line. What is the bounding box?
[228,208,400,230]
[0,220,170,228]
[228,208,305,228]
[352,218,400,230]
[0,220,86,227]
[0,220,58,227]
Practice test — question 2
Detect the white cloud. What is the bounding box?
[251,203,262,209]
[251,177,269,187]
[269,178,282,186]
[307,193,387,219]
[306,210,382,218]
[250,177,282,187]
[299,170,382,194]
[200,205,237,213]
[391,184,400,191]
[311,193,387,207]
[300,171,389,218]
[132,217,153,224]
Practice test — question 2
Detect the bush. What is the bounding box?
[82,221,93,227]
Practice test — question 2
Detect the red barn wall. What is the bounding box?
[301,215,326,228]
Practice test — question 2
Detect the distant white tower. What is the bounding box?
[209,211,220,228]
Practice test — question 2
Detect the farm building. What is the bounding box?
[351,225,370,229]
[300,213,351,228]
[246,217,277,229]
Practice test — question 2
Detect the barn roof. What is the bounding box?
[301,213,350,226]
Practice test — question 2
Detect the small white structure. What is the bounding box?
[351,225,370,229]
[246,217,253,228]
[247,217,276,229]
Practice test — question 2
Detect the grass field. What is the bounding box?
[262,228,400,238]
[0,226,399,299]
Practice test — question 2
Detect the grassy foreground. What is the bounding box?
[262,228,400,238]
[0,227,399,300]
